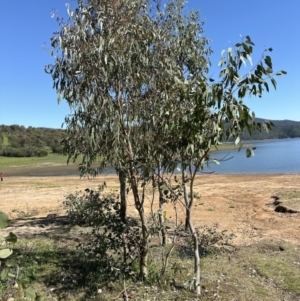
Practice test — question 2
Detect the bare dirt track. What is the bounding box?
[0,174,299,246]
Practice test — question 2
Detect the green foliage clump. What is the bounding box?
[1,147,48,158]
[0,124,66,156]
[64,186,141,284]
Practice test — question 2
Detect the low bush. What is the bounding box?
[1,147,48,158]
[64,186,141,285]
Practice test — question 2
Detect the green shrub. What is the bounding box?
[64,186,141,284]
[37,150,48,157]
[1,147,48,158]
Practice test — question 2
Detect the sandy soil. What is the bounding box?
[0,174,299,246]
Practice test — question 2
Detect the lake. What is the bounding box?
[208,138,300,174]
[4,138,300,176]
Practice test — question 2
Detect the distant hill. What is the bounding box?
[240,118,300,140]
[256,118,300,126]
[1,119,300,155]
[0,124,65,156]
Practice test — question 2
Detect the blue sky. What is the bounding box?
[0,0,299,128]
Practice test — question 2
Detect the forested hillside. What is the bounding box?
[0,120,299,157]
[240,119,300,140]
[0,125,65,157]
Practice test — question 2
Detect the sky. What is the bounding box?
[0,1,299,128]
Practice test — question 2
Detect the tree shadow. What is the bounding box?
[9,215,70,228]
[7,217,112,300]
[3,216,74,240]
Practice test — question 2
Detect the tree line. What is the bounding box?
[240,119,300,140]
[2,118,299,157]
[0,125,65,157]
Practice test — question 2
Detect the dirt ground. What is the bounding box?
[1,174,299,246]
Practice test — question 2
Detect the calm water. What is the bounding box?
[208,138,300,174]
[6,138,300,176]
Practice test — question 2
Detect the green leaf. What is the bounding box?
[0,212,9,229]
[270,78,277,90]
[0,248,13,259]
[246,148,251,158]
[263,82,269,92]
[264,56,272,69]
[276,71,286,77]
[25,287,36,300]
[6,232,17,244]
[245,36,255,46]
[5,259,15,267]
[0,268,8,281]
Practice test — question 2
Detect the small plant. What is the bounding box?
[0,212,38,300]
[11,204,39,219]
[188,191,201,200]
[178,224,235,259]
[198,224,235,252]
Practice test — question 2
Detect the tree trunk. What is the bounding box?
[139,224,149,280]
[135,191,149,280]
[182,168,190,231]
[119,169,127,224]
[158,188,167,245]
[185,206,190,232]
[189,215,201,296]
[157,161,167,245]
[183,167,201,295]
[131,175,149,280]
[126,141,149,279]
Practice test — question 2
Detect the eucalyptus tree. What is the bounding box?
[137,8,285,292]
[158,35,286,294]
[153,0,211,233]
[45,0,182,279]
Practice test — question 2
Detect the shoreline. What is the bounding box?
[3,170,300,177]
